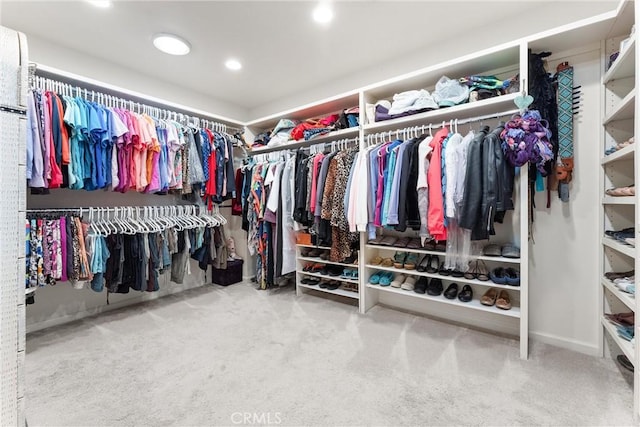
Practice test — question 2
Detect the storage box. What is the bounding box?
[212,259,243,286]
[296,232,312,245]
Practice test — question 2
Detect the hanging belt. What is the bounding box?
[556,63,574,202]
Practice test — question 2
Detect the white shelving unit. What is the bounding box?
[599,0,638,417]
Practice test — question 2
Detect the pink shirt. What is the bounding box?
[427,128,449,241]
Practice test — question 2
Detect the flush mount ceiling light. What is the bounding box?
[153,33,191,56]
[86,0,112,8]
[312,2,333,24]
[225,59,242,71]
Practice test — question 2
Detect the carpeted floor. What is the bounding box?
[25,282,634,426]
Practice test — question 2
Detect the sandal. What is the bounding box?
[311,263,325,273]
[404,253,419,270]
[303,263,315,272]
[380,258,395,267]
[393,251,408,269]
[464,261,478,280]
[369,256,383,266]
[476,260,490,281]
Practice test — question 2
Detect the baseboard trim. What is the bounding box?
[530,331,600,356]
[26,282,209,334]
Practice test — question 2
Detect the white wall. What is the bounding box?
[247,2,616,121]
[528,47,602,355]
[24,33,248,122]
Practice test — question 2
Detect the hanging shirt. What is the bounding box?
[427,128,449,241]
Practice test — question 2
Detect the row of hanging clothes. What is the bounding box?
[25,205,230,304]
[26,76,243,207]
[352,116,519,273]
[235,138,360,289]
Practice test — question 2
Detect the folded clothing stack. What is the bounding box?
[605,312,635,342]
[605,269,635,295]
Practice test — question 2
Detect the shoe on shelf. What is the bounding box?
[605,270,635,281]
[451,268,464,278]
[369,271,385,285]
[379,272,395,287]
[319,251,330,260]
[328,265,343,277]
[417,255,431,272]
[490,267,507,284]
[434,241,446,252]
[401,276,417,291]
[496,290,512,310]
[370,256,383,266]
[501,244,520,259]
[427,278,443,296]
[393,237,410,248]
[444,283,459,299]
[407,238,422,249]
[414,277,429,294]
[326,281,341,290]
[300,248,311,257]
[303,263,315,272]
[423,239,436,250]
[438,262,452,276]
[404,253,419,270]
[391,274,407,288]
[380,258,395,267]
[464,260,478,280]
[458,285,473,302]
[482,244,502,257]
[476,260,490,281]
[308,249,323,257]
[343,251,357,264]
[319,280,329,289]
[481,288,498,306]
[394,251,408,269]
[426,255,439,273]
[505,268,520,286]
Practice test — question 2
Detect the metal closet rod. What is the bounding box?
[249,135,360,159]
[366,108,519,141]
[26,205,202,214]
[29,63,244,134]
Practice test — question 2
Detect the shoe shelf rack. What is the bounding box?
[598,0,639,418]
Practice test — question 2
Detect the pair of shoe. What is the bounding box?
[300,276,321,285]
[342,282,358,293]
[393,251,419,269]
[370,271,394,286]
[417,254,439,273]
[440,283,473,302]
[389,274,417,290]
[414,277,442,295]
[303,262,325,273]
[489,267,520,286]
[369,256,394,267]
[483,244,520,259]
[481,288,512,310]
[605,227,635,246]
[464,260,489,281]
[342,251,358,264]
[422,240,447,252]
[340,268,358,280]
[319,280,341,290]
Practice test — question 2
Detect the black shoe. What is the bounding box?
[417,255,430,272]
[458,285,473,302]
[414,277,428,294]
[326,281,340,290]
[427,278,443,296]
[426,255,439,273]
[439,262,452,276]
[444,283,458,299]
[451,269,464,278]
[319,281,329,289]
[328,266,342,277]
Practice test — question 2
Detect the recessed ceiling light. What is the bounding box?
[312,2,333,24]
[225,59,242,71]
[86,0,112,8]
[153,33,191,56]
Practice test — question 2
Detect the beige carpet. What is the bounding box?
[25,282,634,426]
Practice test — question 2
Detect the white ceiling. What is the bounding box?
[1,0,619,121]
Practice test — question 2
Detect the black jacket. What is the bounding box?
[459,125,514,240]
